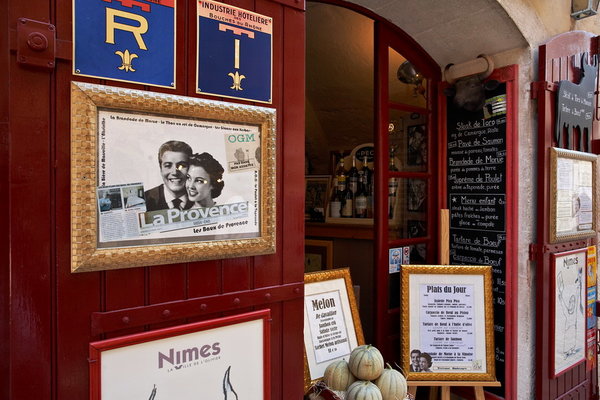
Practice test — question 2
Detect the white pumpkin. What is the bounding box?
[348,345,385,381]
[324,360,356,391]
[374,364,407,400]
[346,381,383,400]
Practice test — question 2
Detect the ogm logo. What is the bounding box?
[73,0,176,88]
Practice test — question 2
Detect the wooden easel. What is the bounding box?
[406,210,501,399]
[407,380,502,400]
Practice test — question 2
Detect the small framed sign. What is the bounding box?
[401,265,496,381]
[71,82,276,272]
[303,268,364,391]
[549,147,597,243]
[197,0,273,103]
[551,249,587,377]
[73,0,176,88]
[89,309,270,399]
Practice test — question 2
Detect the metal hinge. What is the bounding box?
[16,18,56,69]
[530,81,557,99]
[529,243,542,261]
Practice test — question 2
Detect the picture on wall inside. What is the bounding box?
[407,124,427,166]
[407,179,427,212]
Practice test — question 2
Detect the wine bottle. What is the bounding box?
[355,177,368,218]
[341,184,354,218]
[329,176,341,218]
[348,155,359,195]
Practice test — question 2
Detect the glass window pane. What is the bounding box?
[389,178,428,240]
[389,109,427,172]
[389,48,427,108]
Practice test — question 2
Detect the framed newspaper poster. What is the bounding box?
[549,147,597,243]
[401,265,496,382]
[89,309,270,399]
[71,82,276,272]
[303,268,364,392]
[551,249,587,377]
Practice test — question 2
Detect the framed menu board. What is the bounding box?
[401,265,496,382]
[549,148,597,243]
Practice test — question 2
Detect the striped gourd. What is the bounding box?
[374,364,407,400]
[346,380,383,400]
[324,359,356,391]
[348,345,384,381]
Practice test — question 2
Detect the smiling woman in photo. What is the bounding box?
[186,152,225,208]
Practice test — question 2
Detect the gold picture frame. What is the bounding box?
[71,82,276,272]
[401,265,496,382]
[303,268,364,392]
[549,147,597,243]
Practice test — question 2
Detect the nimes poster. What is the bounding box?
[96,109,260,248]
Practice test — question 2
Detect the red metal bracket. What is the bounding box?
[16,18,56,69]
[90,282,304,336]
[530,81,557,99]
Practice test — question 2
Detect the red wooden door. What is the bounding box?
[374,20,441,362]
[2,0,306,399]
[532,31,599,400]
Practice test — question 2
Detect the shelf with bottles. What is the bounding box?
[324,143,402,226]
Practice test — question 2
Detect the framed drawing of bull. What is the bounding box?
[89,309,271,399]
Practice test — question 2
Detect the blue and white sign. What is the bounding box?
[197,0,272,103]
[73,0,176,88]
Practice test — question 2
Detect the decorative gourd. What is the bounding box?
[374,364,407,400]
[348,345,385,381]
[324,360,356,391]
[346,381,383,400]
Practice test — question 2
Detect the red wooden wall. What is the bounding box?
[533,31,599,400]
[2,0,306,398]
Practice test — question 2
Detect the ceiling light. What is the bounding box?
[572,0,600,19]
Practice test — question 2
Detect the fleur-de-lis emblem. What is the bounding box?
[228,71,245,90]
[115,49,138,72]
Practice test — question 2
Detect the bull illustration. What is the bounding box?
[146,366,239,399]
[555,54,597,150]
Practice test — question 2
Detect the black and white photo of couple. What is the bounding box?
[144,140,225,212]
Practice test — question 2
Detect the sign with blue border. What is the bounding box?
[73,0,176,88]
[197,0,272,103]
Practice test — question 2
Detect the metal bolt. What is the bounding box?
[200,303,207,311]
[48,25,55,31]
[48,61,54,67]
[162,309,171,317]
[265,293,271,300]
[19,18,26,24]
[122,316,130,324]
[233,298,241,305]
[75,69,81,74]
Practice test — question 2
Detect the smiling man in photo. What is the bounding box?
[145,140,193,211]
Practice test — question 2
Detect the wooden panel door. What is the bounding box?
[532,31,599,400]
[2,0,306,398]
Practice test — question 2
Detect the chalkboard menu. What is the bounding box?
[447,83,507,396]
